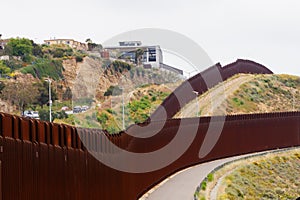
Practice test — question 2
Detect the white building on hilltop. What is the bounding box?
[104,41,163,69]
[104,41,183,75]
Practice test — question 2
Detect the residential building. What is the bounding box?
[119,41,142,47]
[104,41,163,69]
[104,41,183,75]
[44,39,88,51]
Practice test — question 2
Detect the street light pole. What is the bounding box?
[122,87,125,130]
[292,90,295,111]
[192,91,199,117]
[186,69,198,79]
[45,79,52,122]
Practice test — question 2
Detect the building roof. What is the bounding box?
[44,39,75,42]
[119,41,142,46]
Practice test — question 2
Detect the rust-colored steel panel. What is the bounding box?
[45,122,52,145]
[0,136,3,200]
[2,138,21,200]
[66,148,77,200]
[21,140,35,200]
[0,60,299,200]
[58,124,65,147]
[20,118,31,141]
[12,116,20,139]
[64,125,72,148]
[36,143,49,200]
[71,128,77,149]
[30,120,38,143]
[51,124,60,146]
[37,121,46,144]
[0,114,3,137]
[32,143,39,200]
[0,112,299,200]
[53,145,66,199]
[1,113,13,138]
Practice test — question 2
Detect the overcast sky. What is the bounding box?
[2,0,300,75]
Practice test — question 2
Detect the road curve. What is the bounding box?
[141,148,293,200]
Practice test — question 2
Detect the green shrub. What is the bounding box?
[151,96,157,102]
[201,181,207,191]
[111,60,132,73]
[106,108,116,115]
[52,48,64,58]
[39,109,68,122]
[104,85,122,96]
[20,58,64,80]
[75,55,84,62]
[3,59,24,71]
[97,112,109,124]
[0,61,11,75]
[54,110,68,119]
[207,173,214,182]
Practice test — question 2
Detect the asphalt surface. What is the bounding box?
[140,152,265,200]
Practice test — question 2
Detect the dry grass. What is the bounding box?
[197,148,300,200]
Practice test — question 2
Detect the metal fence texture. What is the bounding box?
[0,60,299,200]
[0,112,299,200]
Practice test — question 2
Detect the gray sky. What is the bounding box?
[2,0,300,75]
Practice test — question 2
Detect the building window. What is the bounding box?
[148,48,156,62]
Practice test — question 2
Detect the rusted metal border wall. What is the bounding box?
[0,60,299,200]
[0,112,299,200]
[150,59,273,120]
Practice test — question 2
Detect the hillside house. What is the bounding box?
[44,39,88,51]
[104,41,183,75]
[104,41,163,69]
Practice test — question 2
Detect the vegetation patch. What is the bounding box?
[226,74,300,114]
[97,85,171,134]
[195,148,300,200]
[20,58,64,80]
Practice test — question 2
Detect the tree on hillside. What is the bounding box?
[62,87,72,100]
[135,48,144,65]
[31,40,44,57]
[39,109,68,122]
[85,38,102,51]
[5,38,33,62]
[1,81,39,114]
[85,38,92,43]
[0,61,11,75]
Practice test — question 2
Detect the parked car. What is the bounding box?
[61,106,70,111]
[81,105,89,111]
[73,106,82,113]
[23,110,40,119]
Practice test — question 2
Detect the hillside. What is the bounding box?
[0,37,183,125]
[196,148,300,200]
[1,37,299,132]
[175,74,300,118]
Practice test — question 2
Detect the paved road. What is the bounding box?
[140,149,286,200]
[176,74,254,118]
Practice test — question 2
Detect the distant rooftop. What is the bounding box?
[119,41,142,47]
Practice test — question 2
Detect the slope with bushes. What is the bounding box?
[176,74,300,118]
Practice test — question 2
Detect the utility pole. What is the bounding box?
[45,79,52,122]
[122,88,125,130]
[192,91,199,117]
